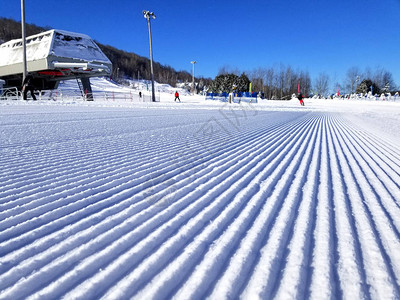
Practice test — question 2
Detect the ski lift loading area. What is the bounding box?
[0,29,112,99]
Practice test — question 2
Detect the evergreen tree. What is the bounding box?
[356,79,379,95]
[209,73,250,93]
[237,73,251,92]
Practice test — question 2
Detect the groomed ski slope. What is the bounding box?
[0,99,399,299]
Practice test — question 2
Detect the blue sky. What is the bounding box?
[1,0,400,87]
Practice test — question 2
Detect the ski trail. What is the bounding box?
[273,115,322,299]
[238,116,321,299]
[309,116,337,299]
[336,117,400,214]
[169,115,321,300]
[330,116,400,293]
[0,112,288,255]
[321,114,368,299]
[67,114,315,299]
[0,112,304,298]
[0,112,273,240]
[0,104,399,300]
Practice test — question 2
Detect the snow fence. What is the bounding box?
[206,92,258,103]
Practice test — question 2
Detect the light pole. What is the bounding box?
[190,61,196,94]
[143,10,156,102]
[21,0,27,84]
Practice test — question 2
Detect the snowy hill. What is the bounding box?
[59,77,190,95]
[54,77,191,102]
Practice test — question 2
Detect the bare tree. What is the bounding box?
[313,73,330,97]
[248,68,264,93]
[284,66,294,95]
[299,71,311,96]
[265,68,275,99]
[218,65,241,76]
[345,66,361,93]
[372,67,396,92]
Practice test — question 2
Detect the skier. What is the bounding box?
[297,93,304,106]
[174,91,181,102]
[22,74,36,100]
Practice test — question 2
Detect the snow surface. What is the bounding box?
[0,88,400,299]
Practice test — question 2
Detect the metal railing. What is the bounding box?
[0,88,161,102]
[0,87,20,100]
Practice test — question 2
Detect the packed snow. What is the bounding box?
[0,82,400,299]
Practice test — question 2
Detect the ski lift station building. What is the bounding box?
[0,29,112,92]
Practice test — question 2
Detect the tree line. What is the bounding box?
[211,65,311,99]
[97,43,210,87]
[247,65,311,99]
[0,17,48,44]
[211,64,398,99]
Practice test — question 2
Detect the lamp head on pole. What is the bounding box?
[143,10,156,20]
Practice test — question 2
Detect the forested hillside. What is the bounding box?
[0,17,210,87]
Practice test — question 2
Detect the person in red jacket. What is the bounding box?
[174,91,181,102]
[297,93,305,106]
